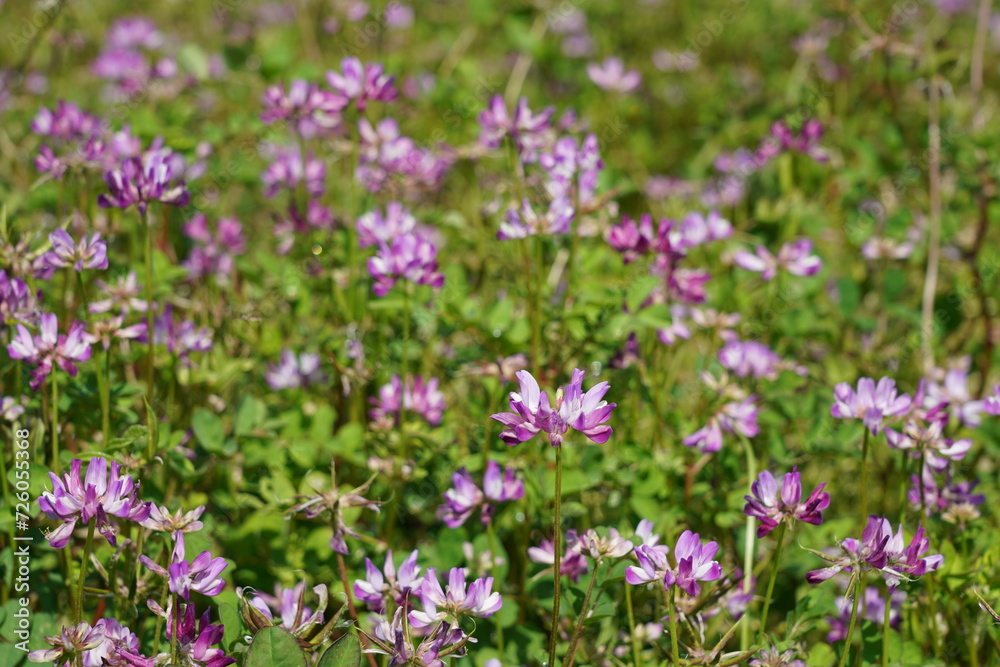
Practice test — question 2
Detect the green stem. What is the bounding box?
[485,521,505,656]
[668,586,680,667]
[77,273,110,443]
[860,428,870,526]
[143,208,155,410]
[170,596,180,663]
[50,370,60,475]
[564,561,603,667]
[758,522,787,643]
[838,572,862,667]
[741,436,757,650]
[547,444,564,667]
[624,581,642,667]
[882,583,893,667]
[75,520,96,623]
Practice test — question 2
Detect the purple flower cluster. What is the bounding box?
[528,530,589,582]
[491,369,616,447]
[355,118,452,193]
[369,375,446,426]
[586,57,641,93]
[38,457,151,549]
[1,269,39,329]
[326,57,397,110]
[478,96,554,163]
[806,516,943,588]
[143,305,213,364]
[831,376,911,435]
[626,530,723,597]
[732,238,822,281]
[118,604,234,667]
[683,395,759,454]
[261,79,346,138]
[744,468,830,537]
[265,349,326,390]
[354,550,422,614]
[38,229,109,276]
[182,215,246,285]
[8,313,93,390]
[98,150,191,215]
[139,533,228,601]
[438,461,524,528]
[367,229,445,297]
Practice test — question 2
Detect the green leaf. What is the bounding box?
[191,409,226,453]
[244,627,307,667]
[317,633,362,667]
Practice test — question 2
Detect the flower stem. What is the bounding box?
[860,428,870,526]
[338,551,380,667]
[882,583,894,667]
[668,586,680,667]
[758,522,787,643]
[485,521,505,656]
[548,444,564,667]
[624,581,642,667]
[838,572,862,667]
[74,520,96,623]
[741,435,757,650]
[77,273,110,443]
[170,596,180,664]
[142,208,155,411]
[564,561,603,667]
[50,370,60,475]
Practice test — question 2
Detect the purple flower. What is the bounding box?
[97,152,190,215]
[32,101,101,140]
[140,504,206,538]
[261,79,346,137]
[683,396,759,454]
[117,603,234,667]
[664,530,723,597]
[82,618,140,667]
[265,349,326,390]
[42,229,109,273]
[0,269,39,329]
[749,646,806,667]
[409,567,502,628]
[606,215,655,263]
[528,531,589,583]
[985,384,1000,415]
[261,145,326,198]
[586,57,641,93]
[497,198,574,240]
[89,271,146,314]
[885,416,971,470]
[478,96,554,162]
[806,516,943,588]
[8,313,93,390]
[354,550,422,613]
[908,466,985,520]
[718,340,782,380]
[241,581,328,638]
[1,395,27,423]
[182,215,246,285]
[491,369,616,447]
[438,461,525,528]
[357,202,418,248]
[831,377,912,435]
[732,239,822,281]
[770,119,828,162]
[744,468,830,537]
[38,457,152,549]
[577,527,634,560]
[369,375,446,426]
[142,305,213,364]
[139,533,228,600]
[367,231,445,296]
[28,621,105,666]
[922,360,984,427]
[325,57,397,110]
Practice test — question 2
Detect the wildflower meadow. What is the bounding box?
[3,1,1000,666]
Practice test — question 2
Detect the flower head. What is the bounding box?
[491,369,615,447]
[8,313,93,390]
[438,461,524,528]
[139,533,228,600]
[28,621,105,666]
[42,229,109,272]
[586,57,641,92]
[354,550,422,613]
[831,377,911,435]
[97,152,190,215]
[38,457,151,549]
[744,468,830,537]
